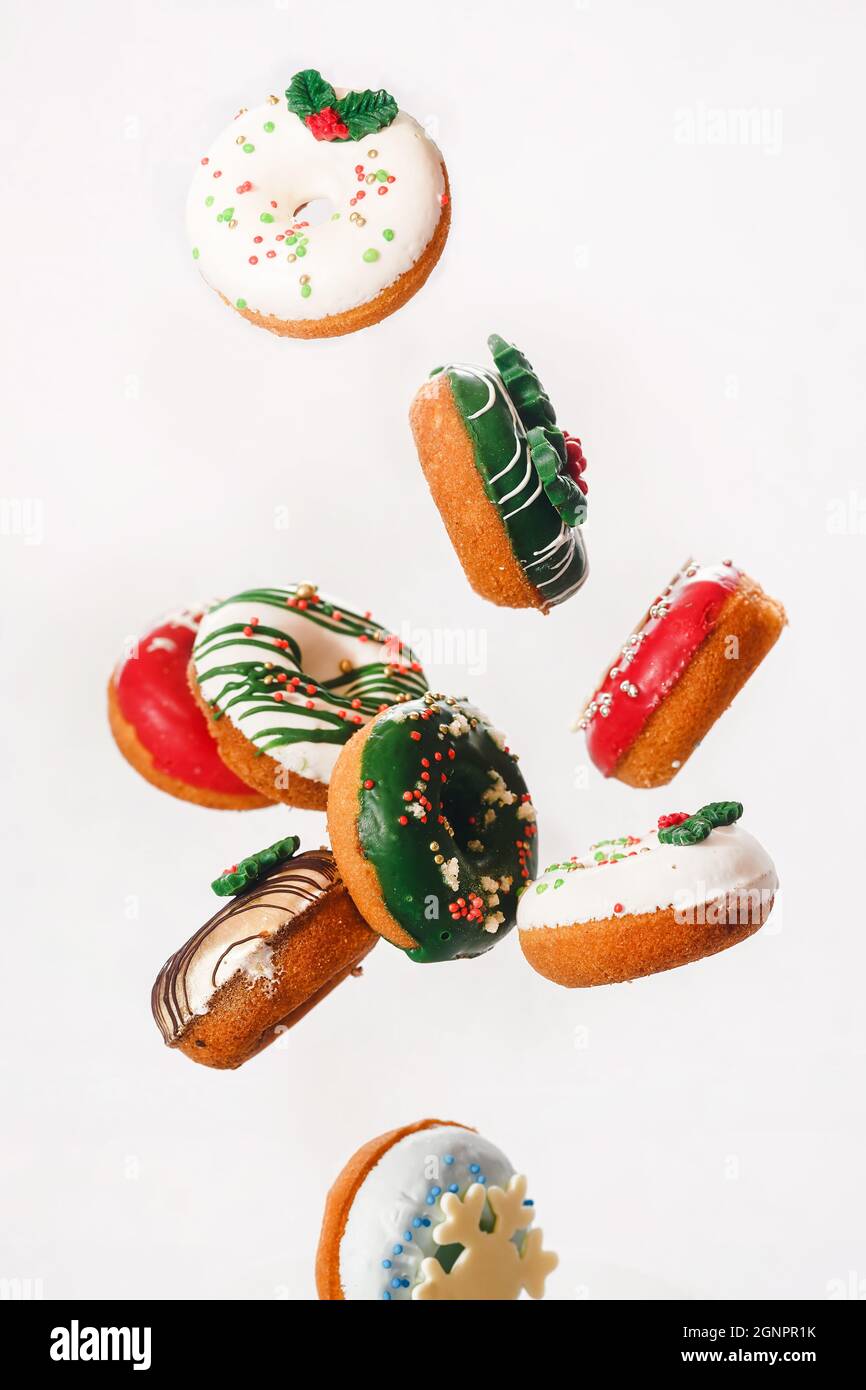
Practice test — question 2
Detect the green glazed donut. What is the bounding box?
[328,693,539,964]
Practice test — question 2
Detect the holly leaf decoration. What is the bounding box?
[285,69,337,121]
[336,86,399,139]
[657,802,743,846]
[211,835,300,897]
[527,425,587,528]
[285,69,398,141]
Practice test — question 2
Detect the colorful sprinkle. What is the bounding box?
[362,248,380,263]
[382,228,395,241]
[300,283,312,299]
[260,212,274,223]
[243,143,255,153]
[263,121,275,132]
[191,247,199,259]
[236,298,247,309]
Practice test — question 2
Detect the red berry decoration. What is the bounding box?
[305,106,350,141]
[658,812,690,829]
[563,431,588,495]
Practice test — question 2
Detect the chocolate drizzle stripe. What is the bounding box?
[151,853,338,1044]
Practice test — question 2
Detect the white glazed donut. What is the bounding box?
[316,1119,558,1301]
[518,803,779,987]
[187,68,450,338]
[188,583,428,810]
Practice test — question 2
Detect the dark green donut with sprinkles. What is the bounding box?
[348,694,538,964]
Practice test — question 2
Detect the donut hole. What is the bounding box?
[292,195,336,226]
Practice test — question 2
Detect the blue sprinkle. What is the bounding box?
[478,1175,487,1185]
[401,1278,410,1288]
[382,1291,391,1301]
[412,1217,422,1228]
[390,1277,401,1289]
[430,1186,441,1197]
[422,1217,431,1227]
[469,1163,480,1174]
[448,1183,459,1193]
[444,1155,455,1165]
[393,1244,403,1255]
[426,1195,435,1205]
[522,1198,535,1206]
[382,1259,392,1269]
[404,1231,413,1241]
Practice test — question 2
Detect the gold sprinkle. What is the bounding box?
[299,274,310,286]
[265,662,274,670]
[367,148,378,158]
[339,659,353,674]
[296,581,316,598]
[365,172,376,185]
[287,253,297,262]
[264,676,273,685]
[409,711,420,720]
[354,215,366,227]
[236,135,246,145]
[434,854,444,865]
[429,842,440,852]
[228,219,237,229]
[234,108,248,119]
[267,94,279,105]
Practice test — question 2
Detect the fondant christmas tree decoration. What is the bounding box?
[285,69,398,142]
[413,1174,558,1301]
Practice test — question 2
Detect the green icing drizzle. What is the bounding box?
[212,836,300,896]
[193,586,428,759]
[356,694,538,964]
[658,802,744,846]
[433,342,588,608]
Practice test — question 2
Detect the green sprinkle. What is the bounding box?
[296,244,307,257]
[331,212,341,220]
[535,882,548,894]
[219,206,234,221]
[300,283,312,299]
[376,169,388,182]
[382,227,395,241]
[205,195,214,207]
[243,143,255,153]
[362,248,380,263]
[260,212,274,223]
[263,121,275,133]
[236,298,247,309]
[286,235,298,245]
[191,247,199,259]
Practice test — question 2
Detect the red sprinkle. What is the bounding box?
[658,812,690,829]
[363,779,375,790]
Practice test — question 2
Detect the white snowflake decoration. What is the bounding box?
[412,1174,558,1300]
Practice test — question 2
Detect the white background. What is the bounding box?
[2,0,863,1301]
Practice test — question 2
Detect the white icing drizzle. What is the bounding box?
[517,824,779,928]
